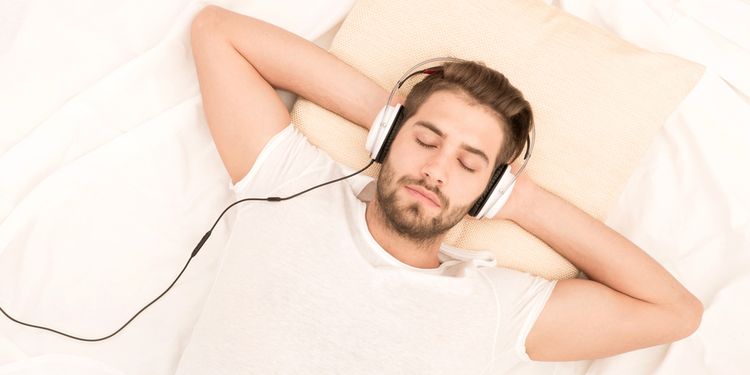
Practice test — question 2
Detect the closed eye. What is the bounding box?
[460,164,476,173]
[415,139,436,149]
[415,139,476,173]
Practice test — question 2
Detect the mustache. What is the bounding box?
[398,177,446,207]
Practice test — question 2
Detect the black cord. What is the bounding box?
[0,159,376,342]
[0,255,193,342]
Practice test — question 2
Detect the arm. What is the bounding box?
[496,174,703,361]
[190,5,390,184]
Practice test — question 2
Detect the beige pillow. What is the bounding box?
[290,0,704,279]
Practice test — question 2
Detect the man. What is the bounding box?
[180,5,703,373]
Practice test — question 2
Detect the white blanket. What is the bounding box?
[536,1,750,374]
[1,0,748,374]
[0,0,353,374]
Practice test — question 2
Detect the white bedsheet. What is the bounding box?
[535,1,750,374]
[0,0,353,374]
[1,0,748,374]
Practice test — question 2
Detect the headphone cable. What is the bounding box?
[0,159,376,342]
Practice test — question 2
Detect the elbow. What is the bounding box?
[676,296,704,340]
[191,5,223,38]
[687,297,704,335]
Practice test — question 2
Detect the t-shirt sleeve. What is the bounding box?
[228,123,334,198]
[482,266,558,363]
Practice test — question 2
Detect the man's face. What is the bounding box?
[375,90,505,242]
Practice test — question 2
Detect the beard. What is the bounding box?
[374,158,473,247]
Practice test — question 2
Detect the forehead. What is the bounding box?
[408,90,505,160]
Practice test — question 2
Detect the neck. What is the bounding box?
[364,200,443,269]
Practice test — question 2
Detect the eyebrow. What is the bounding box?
[413,121,490,166]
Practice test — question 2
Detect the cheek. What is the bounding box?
[453,177,489,205]
[448,186,476,206]
[388,141,422,173]
[390,136,414,159]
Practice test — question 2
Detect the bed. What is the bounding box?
[1,0,748,374]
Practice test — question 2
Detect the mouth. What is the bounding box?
[404,185,441,208]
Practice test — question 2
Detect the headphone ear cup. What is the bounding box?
[469,164,509,218]
[374,105,405,163]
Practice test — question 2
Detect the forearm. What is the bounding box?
[508,176,699,308]
[201,5,388,129]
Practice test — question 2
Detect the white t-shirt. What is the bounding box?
[175,123,558,375]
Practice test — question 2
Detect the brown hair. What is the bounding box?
[401,60,533,169]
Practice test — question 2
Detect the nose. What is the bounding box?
[421,152,449,186]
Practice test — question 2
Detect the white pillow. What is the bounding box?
[290,0,704,279]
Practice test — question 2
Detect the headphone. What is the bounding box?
[0,57,534,342]
[366,56,534,219]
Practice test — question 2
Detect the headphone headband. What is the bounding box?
[380,57,467,129]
